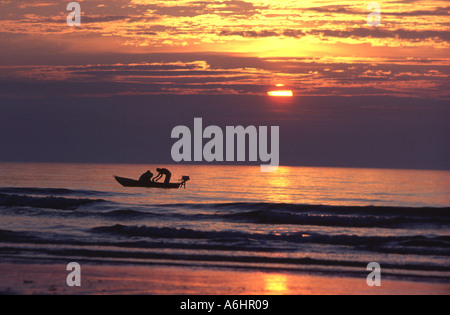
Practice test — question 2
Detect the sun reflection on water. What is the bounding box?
[264,274,289,294]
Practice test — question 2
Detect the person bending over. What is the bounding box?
[153,168,172,184]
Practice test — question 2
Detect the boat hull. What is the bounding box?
[114,176,182,189]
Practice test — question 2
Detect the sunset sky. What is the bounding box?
[0,0,449,169]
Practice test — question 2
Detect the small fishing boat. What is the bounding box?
[114,176,190,189]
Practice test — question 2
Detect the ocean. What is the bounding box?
[0,163,449,284]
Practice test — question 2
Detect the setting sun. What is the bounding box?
[268,90,294,97]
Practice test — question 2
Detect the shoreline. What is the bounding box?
[1,262,448,295]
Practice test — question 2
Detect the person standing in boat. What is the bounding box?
[153,168,172,184]
[139,170,153,185]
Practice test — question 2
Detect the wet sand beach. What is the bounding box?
[1,263,448,295]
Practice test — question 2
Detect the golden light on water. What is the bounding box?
[264,274,289,294]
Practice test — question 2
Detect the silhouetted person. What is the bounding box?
[139,171,153,185]
[153,168,172,184]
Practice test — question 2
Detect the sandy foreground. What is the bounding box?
[0,263,448,295]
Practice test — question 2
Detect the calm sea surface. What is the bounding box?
[0,163,449,283]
